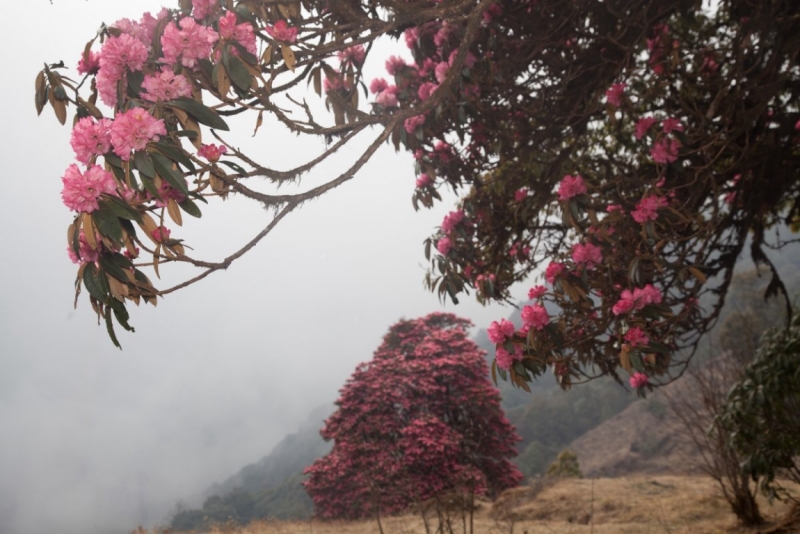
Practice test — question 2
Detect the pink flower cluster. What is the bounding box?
[545,262,565,284]
[631,195,669,223]
[650,137,681,164]
[264,20,298,43]
[415,173,432,188]
[495,344,523,371]
[487,319,515,344]
[141,69,193,102]
[338,45,366,66]
[97,33,149,106]
[109,108,167,161]
[404,114,426,134]
[61,164,116,213]
[192,0,220,20]
[198,143,228,162]
[612,284,662,316]
[151,226,171,242]
[528,285,546,299]
[557,174,586,201]
[521,304,548,331]
[605,83,626,107]
[77,51,100,76]
[624,326,649,348]
[571,242,602,269]
[436,237,452,255]
[67,229,101,265]
[441,210,464,233]
[219,11,257,56]
[70,117,113,164]
[629,372,649,389]
[161,17,219,68]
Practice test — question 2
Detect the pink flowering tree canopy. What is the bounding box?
[38,0,800,395]
[302,313,523,520]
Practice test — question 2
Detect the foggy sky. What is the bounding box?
[0,2,517,533]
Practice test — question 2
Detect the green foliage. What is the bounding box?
[546,450,583,479]
[720,309,800,501]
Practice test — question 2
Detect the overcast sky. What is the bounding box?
[0,2,519,533]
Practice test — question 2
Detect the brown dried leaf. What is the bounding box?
[106,274,129,302]
[35,71,47,115]
[688,266,707,284]
[48,85,67,125]
[153,244,161,279]
[138,213,158,243]
[82,213,97,249]
[253,110,264,137]
[217,64,231,98]
[619,345,632,372]
[166,197,183,227]
[281,45,296,72]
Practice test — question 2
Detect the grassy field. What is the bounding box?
[143,476,799,534]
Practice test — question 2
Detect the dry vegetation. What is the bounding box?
[142,476,799,534]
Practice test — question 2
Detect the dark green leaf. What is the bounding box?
[83,263,107,302]
[167,97,229,131]
[151,142,195,173]
[92,205,123,242]
[99,256,129,282]
[140,174,161,200]
[218,160,248,176]
[101,195,142,223]
[105,309,122,349]
[133,151,156,178]
[225,54,253,92]
[151,152,189,195]
[178,198,202,218]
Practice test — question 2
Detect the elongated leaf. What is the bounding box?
[167,197,183,226]
[133,151,156,178]
[218,160,247,176]
[83,263,107,302]
[179,198,202,218]
[92,205,123,242]
[105,309,122,349]
[99,256,129,283]
[151,152,189,195]
[151,142,195,172]
[168,97,229,130]
[139,174,161,200]
[101,195,142,223]
[225,53,253,92]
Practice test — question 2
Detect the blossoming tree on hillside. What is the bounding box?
[38,0,800,392]
[302,313,522,524]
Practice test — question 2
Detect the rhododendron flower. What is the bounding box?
[447,49,477,69]
[418,82,438,101]
[635,116,657,140]
[385,55,406,75]
[436,237,451,255]
[441,210,464,233]
[404,27,419,48]
[528,286,546,299]
[337,45,366,67]
[434,61,449,84]
[264,20,297,43]
[323,75,348,93]
[521,304,548,331]
[631,195,669,223]
[192,0,219,20]
[70,117,113,164]
[141,70,193,102]
[99,33,148,76]
[487,319,515,344]
[545,262,565,284]
[369,78,388,94]
[650,137,681,163]
[482,2,503,23]
[434,22,452,48]
[198,143,227,162]
[629,372,649,389]
[77,51,100,76]
[404,115,426,134]
[433,141,452,162]
[607,204,623,213]
[415,173,432,188]
[153,182,187,208]
[123,246,140,260]
[638,284,662,306]
[612,284,662,315]
[662,117,683,133]
[495,347,515,371]
[110,108,166,161]
[571,242,603,269]
[557,174,587,201]
[67,229,101,264]
[624,327,650,348]
[161,17,219,68]
[151,226,171,242]
[514,188,528,202]
[61,164,116,213]
[218,12,257,56]
[605,83,626,107]
[375,86,398,107]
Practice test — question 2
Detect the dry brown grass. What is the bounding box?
[142,476,800,534]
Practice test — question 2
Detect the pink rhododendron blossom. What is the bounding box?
[153,182,187,208]
[434,141,452,162]
[151,226,171,242]
[441,210,464,233]
[545,262,565,284]
[110,108,166,161]
[624,327,650,348]
[639,284,662,306]
[606,204,623,213]
[218,12,257,56]
[528,286,546,299]
[435,61,450,83]
[557,174,587,201]
[612,290,637,315]
[571,242,603,269]
[123,246,140,260]
[482,3,503,23]
[514,188,528,202]
[375,86,398,107]
[436,237,452,255]
[100,33,148,76]
[650,137,681,163]
[448,49,477,69]
[385,55,406,75]
[521,304,548,331]
[404,114,426,134]
[612,284,662,315]
[634,116,657,140]
[70,117,113,164]
[161,17,219,68]
[264,20,297,43]
[67,229,101,264]
[77,51,101,76]
[61,164,116,213]
[434,22,452,48]
[418,82,439,101]
[198,143,227,162]
[323,75,347,93]
[662,117,683,133]
[631,195,669,223]
[192,0,219,20]
[605,83,626,107]
[487,319,515,344]
[495,347,515,371]
[141,69,193,102]
[404,27,419,48]
[629,372,649,389]
[415,173,432,188]
[338,45,366,66]
[369,78,388,94]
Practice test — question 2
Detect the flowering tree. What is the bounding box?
[38,0,799,393]
[302,313,522,521]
